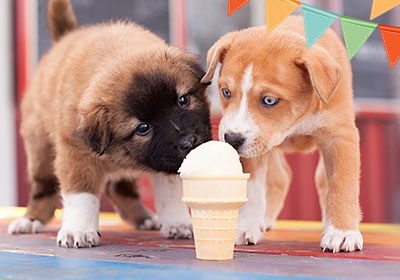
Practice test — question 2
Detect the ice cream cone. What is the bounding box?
[181,175,250,260]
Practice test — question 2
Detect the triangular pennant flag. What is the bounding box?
[340,16,378,60]
[228,0,251,16]
[370,0,400,20]
[379,24,400,68]
[266,0,301,34]
[302,4,339,49]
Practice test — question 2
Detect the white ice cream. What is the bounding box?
[178,141,244,178]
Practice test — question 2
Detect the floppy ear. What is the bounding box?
[201,31,238,84]
[167,48,206,81]
[74,104,112,156]
[295,46,342,104]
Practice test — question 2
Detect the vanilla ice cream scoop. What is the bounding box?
[178,141,244,178]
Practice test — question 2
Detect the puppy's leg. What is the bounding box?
[8,136,59,234]
[55,148,102,248]
[265,149,291,230]
[318,127,363,253]
[315,153,328,224]
[57,191,100,248]
[150,173,192,239]
[235,156,267,245]
[105,179,160,230]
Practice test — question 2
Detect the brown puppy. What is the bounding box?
[202,16,363,252]
[8,0,212,247]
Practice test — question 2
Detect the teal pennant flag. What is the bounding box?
[340,16,378,60]
[302,3,339,48]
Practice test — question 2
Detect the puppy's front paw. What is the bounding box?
[320,225,363,253]
[57,229,100,248]
[8,217,44,234]
[138,215,161,230]
[160,223,193,239]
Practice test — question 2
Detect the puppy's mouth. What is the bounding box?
[231,138,273,159]
[154,134,212,174]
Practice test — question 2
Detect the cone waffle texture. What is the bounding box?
[181,176,249,260]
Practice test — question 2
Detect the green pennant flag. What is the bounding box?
[340,16,378,60]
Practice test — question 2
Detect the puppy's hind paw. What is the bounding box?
[264,216,277,231]
[8,217,44,234]
[161,223,193,239]
[235,225,265,245]
[320,225,363,253]
[57,229,100,248]
[138,215,161,230]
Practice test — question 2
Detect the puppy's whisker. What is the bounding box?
[170,120,182,132]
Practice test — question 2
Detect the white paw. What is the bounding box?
[160,222,193,239]
[138,215,161,230]
[57,229,100,248]
[264,216,276,231]
[8,217,44,234]
[235,220,265,245]
[320,225,363,253]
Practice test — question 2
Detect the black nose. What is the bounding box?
[224,133,244,150]
[178,134,199,152]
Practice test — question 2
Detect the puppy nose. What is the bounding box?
[178,134,198,152]
[224,133,245,150]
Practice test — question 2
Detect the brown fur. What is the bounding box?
[18,0,208,229]
[203,16,361,239]
[47,0,78,42]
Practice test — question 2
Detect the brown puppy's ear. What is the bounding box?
[201,32,238,84]
[74,105,111,156]
[295,46,342,104]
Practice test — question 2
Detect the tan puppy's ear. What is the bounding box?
[201,32,238,84]
[74,104,111,156]
[295,46,342,104]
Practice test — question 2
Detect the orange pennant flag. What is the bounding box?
[228,0,251,16]
[379,24,400,68]
[370,0,400,20]
[266,0,301,34]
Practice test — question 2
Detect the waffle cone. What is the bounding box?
[181,175,249,260]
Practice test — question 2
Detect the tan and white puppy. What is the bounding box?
[201,16,363,252]
[8,0,212,247]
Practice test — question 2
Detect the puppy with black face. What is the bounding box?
[8,0,212,247]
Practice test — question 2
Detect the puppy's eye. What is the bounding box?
[262,96,280,107]
[178,95,190,107]
[135,123,150,136]
[221,88,231,99]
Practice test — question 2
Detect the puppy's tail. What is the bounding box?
[47,0,78,43]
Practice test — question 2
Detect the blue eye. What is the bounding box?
[136,123,150,136]
[262,96,280,107]
[221,88,231,99]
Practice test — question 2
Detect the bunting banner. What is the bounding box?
[302,4,339,49]
[370,0,400,20]
[228,0,250,16]
[228,0,400,68]
[266,0,301,34]
[379,24,400,68]
[340,16,378,60]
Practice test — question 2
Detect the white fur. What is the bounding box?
[8,217,44,234]
[219,64,259,147]
[286,113,325,138]
[150,173,193,239]
[235,159,267,245]
[320,225,363,253]
[269,113,326,149]
[57,192,100,248]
